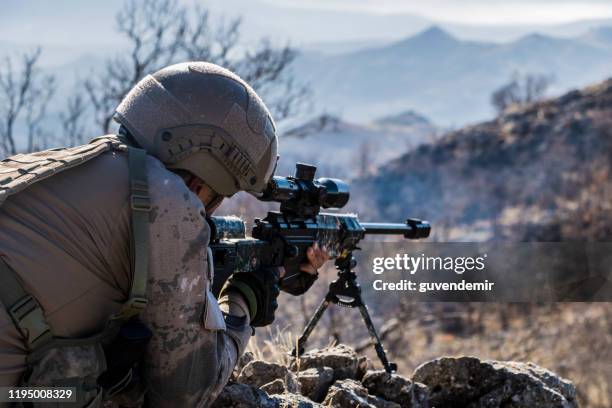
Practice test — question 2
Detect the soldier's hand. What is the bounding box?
[301,242,330,275]
[221,267,281,327]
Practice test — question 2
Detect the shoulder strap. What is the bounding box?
[0,144,151,355]
[112,146,151,320]
[0,136,122,207]
[0,257,52,351]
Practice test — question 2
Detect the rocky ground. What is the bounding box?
[212,345,578,408]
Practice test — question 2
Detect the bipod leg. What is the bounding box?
[291,297,330,357]
[357,302,397,373]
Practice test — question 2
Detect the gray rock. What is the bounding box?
[261,378,286,395]
[322,379,400,408]
[412,356,578,408]
[362,370,429,407]
[271,393,323,407]
[238,360,300,393]
[211,382,278,408]
[356,355,371,380]
[212,382,321,408]
[236,351,255,372]
[292,345,360,381]
[232,351,255,381]
[297,367,335,402]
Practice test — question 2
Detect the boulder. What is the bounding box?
[261,378,286,395]
[238,360,300,393]
[211,382,279,408]
[297,367,335,402]
[231,351,255,381]
[412,356,578,408]
[362,370,429,407]
[322,379,400,408]
[236,351,255,372]
[212,382,321,408]
[271,393,323,407]
[292,345,360,381]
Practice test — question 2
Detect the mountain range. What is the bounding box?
[277,111,438,179]
[3,21,612,154]
[295,26,612,126]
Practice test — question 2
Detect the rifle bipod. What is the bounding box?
[291,255,397,373]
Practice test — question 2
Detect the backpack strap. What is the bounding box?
[111,146,151,321]
[0,257,52,351]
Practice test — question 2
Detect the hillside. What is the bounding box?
[295,26,612,126]
[353,78,612,241]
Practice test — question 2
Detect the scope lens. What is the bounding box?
[318,178,350,208]
[260,176,300,202]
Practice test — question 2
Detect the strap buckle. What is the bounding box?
[8,295,52,350]
[130,194,151,211]
[112,296,148,321]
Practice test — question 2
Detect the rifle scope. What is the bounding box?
[260,163,349,216]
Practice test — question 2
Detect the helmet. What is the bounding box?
[114,62,278,196]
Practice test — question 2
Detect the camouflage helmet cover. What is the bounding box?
[114,62,278,196]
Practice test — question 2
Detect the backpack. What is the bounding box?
[0,135,152,406]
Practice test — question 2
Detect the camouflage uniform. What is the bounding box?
[0,148,251,406]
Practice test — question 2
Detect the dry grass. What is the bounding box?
[246,325,296,366]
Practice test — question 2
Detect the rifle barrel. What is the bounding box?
[361,219,430,239]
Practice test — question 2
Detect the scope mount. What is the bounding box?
[260,163,350,217]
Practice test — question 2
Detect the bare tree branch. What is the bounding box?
[0,48,54,156]
[85,0,187,132]
[85,0,307,134]
[60,93,88,147]
[182,7,241,67]
[234,40,308,121]
[26,75,55,151]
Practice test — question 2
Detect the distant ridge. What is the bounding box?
[356,78,612,241]
[294,25,612,126]
[374,110,433,128]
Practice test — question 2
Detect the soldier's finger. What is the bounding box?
[312,252,325,268]
[319,245,330,262]
[310,247,325,267]
[300,263,317,275]
[307,246,318,265]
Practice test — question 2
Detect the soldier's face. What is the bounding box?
[197,183,223,214]
[183,173,223,214]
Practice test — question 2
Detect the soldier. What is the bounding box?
[0,62,328,406]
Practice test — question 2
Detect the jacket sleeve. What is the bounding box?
[140,158,251,407]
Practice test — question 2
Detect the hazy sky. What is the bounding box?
[261,0,612,24]
[2,0,612,54]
